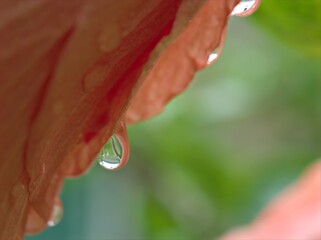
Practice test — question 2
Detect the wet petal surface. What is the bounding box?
[0,0,238,238]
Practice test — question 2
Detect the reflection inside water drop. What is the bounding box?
[97,121,129,170]
[48,201,63,227]
[98,135,122,170]
[231,0,258,16]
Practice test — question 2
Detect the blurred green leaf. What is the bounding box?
[253,0,321,57]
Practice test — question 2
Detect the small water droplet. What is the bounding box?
[97,121,129,170]
[231,0,261,17]
[48,200,63,227]
[207,28,227,66]
[207,49,220,65]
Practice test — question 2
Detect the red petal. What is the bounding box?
[0,0,237,238]
[127,0,236,122]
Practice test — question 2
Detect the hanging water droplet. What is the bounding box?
[48,200,63,227]
[97,121,129,170]
[207,27,227,65]
[231,0,260,17]
[98,135,122,169]
[207,48,220,65]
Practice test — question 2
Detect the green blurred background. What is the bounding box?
[28,1,321,239]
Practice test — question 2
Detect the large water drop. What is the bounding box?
[231,0,261,17]
[48,200,63,227]
[98,135,122,169]
[97,121,129,170]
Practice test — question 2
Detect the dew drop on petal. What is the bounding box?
[207,42,225,65]
[98,135,122,169]
[48,200,63,227]
[231,0,261,17]
[207,48,220,65]
[207,27,227,66]
[97,121,130,170]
